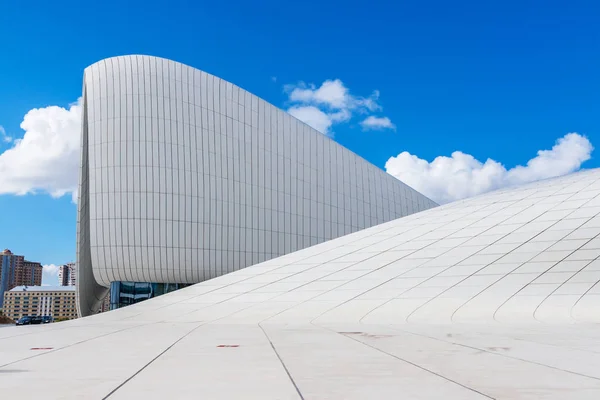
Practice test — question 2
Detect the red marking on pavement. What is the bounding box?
[30,347,53,350]
[217,345,239,348]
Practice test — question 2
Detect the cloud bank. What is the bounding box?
[385,133,593,204]
[0,100,81,203]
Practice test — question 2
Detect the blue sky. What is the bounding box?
[1,0,599,285]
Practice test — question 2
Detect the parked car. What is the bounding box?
[15,316,44,325]
[42,316,53,324]
[16,316,32,325]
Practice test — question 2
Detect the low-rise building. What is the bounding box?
[2,286,77,321]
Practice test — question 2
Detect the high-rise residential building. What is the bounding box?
[2,286,77,321]
[14,260,43,287]
[75,55,438,316]
[1,250,44,309]
[0,249,24,309]
[58,263,76,286]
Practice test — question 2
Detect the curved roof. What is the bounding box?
[3,169,600,398]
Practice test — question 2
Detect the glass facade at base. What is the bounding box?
[109,282,190,310]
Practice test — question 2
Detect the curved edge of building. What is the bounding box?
[76,88,109,317]
[76,54,437,316]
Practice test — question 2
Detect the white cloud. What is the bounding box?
[0,126,13,143]
[385,133,593,204]
[287,79,348,109]
[271,76,277,83]
[284,79,390,136]
[287,106,335,136]
[43,264,60,276]
[42,264,61,287]
[0,99,81,202]
[285,79,381,112]
[360,116,396,131]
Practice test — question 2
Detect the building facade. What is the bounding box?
[14,260,43,287]
[3,286,78,321]
[58,263,76,286]
[108,281,190,310]
[76,55,438,316]
[0,249,24,309]
[1,250,44,309]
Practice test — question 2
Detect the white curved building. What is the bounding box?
[76,55,437,316]
[2,170,600,398]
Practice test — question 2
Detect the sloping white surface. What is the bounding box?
[3,170,600,399]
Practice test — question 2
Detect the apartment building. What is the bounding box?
[15,260,43,287]
[0,249,24,309]
[58,263,76,286]
[0,249,43,309]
